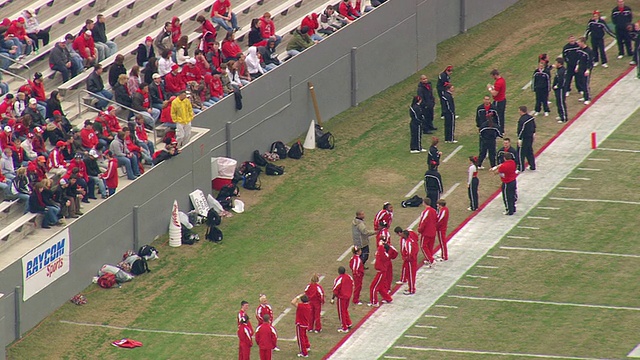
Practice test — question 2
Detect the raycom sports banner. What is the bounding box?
[22,229,70,301]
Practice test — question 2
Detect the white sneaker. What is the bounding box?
[584,100,591,105]
[565,91,570,97]
[440,116,445,119]
[367,303,379,307]
[578,97,585,102]
[593,62,599,67]
[337,328,349,333]
[544,112,549,116]
[356,301,363,305]
[533,111,539,116]
[451,140,458,143]
[478,166,485,170]
[630,61,637,65]
[618,55,624,59]
[455,115,460,119]
[420,148,428,152]
[557,120,564,123]
[410,150,420,154]
[467,207,473,211]
[555,116,561,120]
[602,63,609,68]
[396,281,405,285]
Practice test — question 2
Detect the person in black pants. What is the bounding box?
[516,106,536,172]
[478,114,501,169]
[437,65,452,118]
[424,162,443,210]
[585,10,615,67]
[612,0,633,59]
[467,156,479,211]
[532,61,551,116]
[576,37,594,105]
[427,137,442,168]
[409,96,424,153]
[417,75,436,133]
[553,57,568,123]
[562,35,581,96]
[491,152,518,216]
[475,95,499,152]
[441,84,457,143]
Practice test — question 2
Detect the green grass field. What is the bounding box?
[7,0,640,359]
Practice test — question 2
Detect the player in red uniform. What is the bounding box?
[491,152,518,215]
[238,300,253,332]
[369,240,393,307]
[255,294,274,327]
[417,198,438,266]
[237,315,253,360]
[382,231,398,292]
[349,247,364,305]
[373,202,394,231]
[436,199,450,261]
[304,273,325,333]
[291,294,312,357]
[254,314,278,360]
[488,69,507,134]
[395,227,419,294]
[331,266,353,332]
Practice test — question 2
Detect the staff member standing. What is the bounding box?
[497,138,520,170]
[478,113,501,169]
[476,95,500,151]
[437,65,453,118]
[516,106,537,172]
[488,69,507,134]
[435,199,449,261]
[585,10,615,67]
[576,37,594,105]
[417,75,436,132]
[368,240,393,306]
[427,137,442,168]
[395,227,419,294]
[409,96,424,153]
[467,156,480,211]
[532,61,551,116]
[612,0,633,59]
[441,84,457,143]
[553,57,568,123]
[424,162,443,209]
[332,266,354,332]
[352,210,376,267]
[349,247,364,305]
[291,294,311,358]
[417,198,438,266]
[491,152,518,216]
[563,35,581,96]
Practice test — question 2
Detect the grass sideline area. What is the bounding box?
[7,0,638,359]
[383,110,640,360]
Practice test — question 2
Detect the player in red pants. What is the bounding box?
[369,240,393,306]
[436,199,450,260]
[349,247,364,305]
[237,315,253,360]
[291,294,312,357]
[304,273,325,333]
[255,294,274,327]
[396,227,419,294]
[332,266,354,332]
[254,314,278,360]
[383,233,398,292]
[418,198,437,266]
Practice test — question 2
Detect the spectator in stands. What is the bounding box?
[132,83,160,128]
[26,155,46,182]
[245,47,265,79]
[41,178,61,216]
[84,149,106,198]
[222,32,243,61]
[249,19,267,47]
[172,91,193,146]
[25,98,45,128]
[52,178,75,218]
[143,57,158,85]
[154,22,173,55]
[30,181,61,228]
[0,171,9,195]
[186,81,205,114]
[108,54,127,87]
[158,49,175,77]
[28,72,47,109]
[100,150,118,196]
[49,37,77,82]
[209,41,223,73]
[64,175,86,212]
[127,66,141,94]
[136,36,155,67]
[73,30,97,68]
[194,50,212,76]
[13,92,27,117]
[182,58,202,83]
[122,125,145,170]
[219,67,234,94]
[150,73,166,111]
[353,0,375,14]
[165,64,185,96]
[113,74,132,108]
[92,118,112,148]
[160,95,176,129]
[79,120,100,150]
[1,147,16,180]
[64,34,84,73]
[339,0,361,21]
[7,17,33,56]
[171,17,182,49]
[211,0,240,33]
[301,13,324,42]
[67,153,96,201]
[13,167,31,212]
[176,36,191,66]
[21,134,38,160]
[259,12,282,46]
[0,23,20,69]
[45,91,66,121]
[31,126,46,155]
[12,138,28,168]
[287,26,315,57]
[43,120,66,148]
[196,15,217,55]
[134,114,154,157]
[257,39,280,71]
[226,61,243,90]
[236,55,251,85]
[86,64,113,110]
[22,9,49,53]
[0,94,16,122]
[152,140,178,165]
[204,73,224,103]
[93,15,118,61]
[47,142,66,177]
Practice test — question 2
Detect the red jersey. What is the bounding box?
[498,159,517,183]
[339,1,358,20]
[295,303,311,327]
[332,273,353,300]
[164,71,185,94]
[181,64,202,84]
[221,40,242,60]
[373,209,393,231]
[27,160,46,182]
[6,21,27,40]
[170,17,181,45]
[401,233,419,262]
[161,104,174,124]
[417,206,437,237]
[374,243,389,272]
[205,74,224,99]
[259,16,276,38]
[211,0,231,17]
[255,304,274,326]
[349,254,364,278]
[304,283,325,304]
[80,127,99,149]
[0,100,14,120]
[376,227,390,244]
[47,148,66,169]
[28,80,46,102]
[300,14,319,36]
[387,244,398,260]
[66,159,89,182]
[73,35,96,59]
[100,157,119,189]
[135,124,148,142]
[436,206,449,231]
[493,77,506,102]
[254,323,278,350]
[237,322,253,348]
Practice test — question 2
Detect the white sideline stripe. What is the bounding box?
[466,275,489,279]
[537,206,560,210]
[587,158,610,161]
[577,167,601,171]
[558,187,580,190]
[549,197,640,205]
[442,145,463,163]
[383,356,407,359]
[423,314,447,319]
[414,325,438,329]
[434,305,457,309]
[337,247,352,261]
[487,255,509,259]
[405,180,424,198]
[404,335,429,339]
[507,235,530,239]
[441,182,460,199]
[408,216,420,230]
[500,246,640,258]
[627,343,640,358]
[567,177,590,181]
[448,295,640,312]
[319,275,325,283]
[598,147,640,153]
[272,307,291,326]
[456,285,479,289]
[394,345,610,360]
[527,216,550,220]
[476,265,499,269]
[517,226,539,230]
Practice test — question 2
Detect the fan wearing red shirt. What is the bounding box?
[488,69,507,134]
[237,315,253,360]
[301,13,323,42]
[100,151,118,196]
[369,240,393,307]
[259,12,282,46]
[73,30,97,66]
[254,314,277,360]
[291,294,312,357]
[67,153,97,201]
[373,202,393,231]
[182,59,202,83]
[491,152,518,215]
[204,74,224,102]
[417,198,437,266]
[210,0,239,33]
[221,31,243,61]
[304,273,325,333]
[349,247,364,305]
[7,18,33,55]
[331,266,353,332]
[80,120,99,149]
[47,141,68,176]
[255,294,274,327]
[339,0,360,21]
[164,64,185,96]
[436,199,450,261]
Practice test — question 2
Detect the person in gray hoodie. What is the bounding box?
[352,210,376,267]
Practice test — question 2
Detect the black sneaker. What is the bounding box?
[401,201,407,208]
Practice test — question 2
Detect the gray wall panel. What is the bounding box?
[435,0,461,42]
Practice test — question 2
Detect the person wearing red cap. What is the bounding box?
[47,141,67,176]
[136,36,156,67]
[332,265,354,331]
[488,69,507,134]
[6,17,33,55]
[467,156,480,211]
[586,10,615,67]
[164,64,185,96]
[26,155,47,183]
[491,151,517,215]
[612,0,633,59]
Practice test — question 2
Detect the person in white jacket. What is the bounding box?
[245,46,265,80]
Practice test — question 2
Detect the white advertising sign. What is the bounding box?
[189,189,210,217]
[22,229,70,301]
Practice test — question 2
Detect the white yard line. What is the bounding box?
[537,206,560,210]
[476,265,499,269]
[598,147,640,153]
[549,197,640,205]
[272,307,291,326]
[414,325,438,329]
[442,145,463,163]
[507,235,530,239]
[394,345,611,360]
[383,356,407,359]
[500,246,640,258]
[423,314,447,319]
[448,295,640,311]
[434,304,458,309]
[587,158,610,161]
[557,187,580,190]
[627,343,640,358]
[466,275,489,279]
[455,285,479,289]
[404,180,424,198]
[567,177,590,181]
[404,334,429,339]
[487,255,509,259]
[517,226,539,230]
[527,216,549,220]
[577,167,601,171]
[441,182,460,199]
[337,246,352,262]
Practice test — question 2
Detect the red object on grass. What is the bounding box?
[212,177,232,191]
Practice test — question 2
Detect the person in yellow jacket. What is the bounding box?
[171,90,193,146]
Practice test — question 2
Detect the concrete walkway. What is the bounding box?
[327,68,640,360]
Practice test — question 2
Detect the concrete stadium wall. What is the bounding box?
[0,0,518,357]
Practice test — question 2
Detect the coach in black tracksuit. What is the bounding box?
[437,66,452,118]
[417,75,436,133]
[585,11,615,66]
[497,137,520,169]
[478,115,502,169]
[409,96,424,152]
[441,84,456,143]
[612,1,633,57]
[516,106,536,172]
[563,35,581,95]
[424,163,443,210]
[532,62,551,114]
[576,37,594,103]
[553,58,568,122]
[476,95,499,151]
